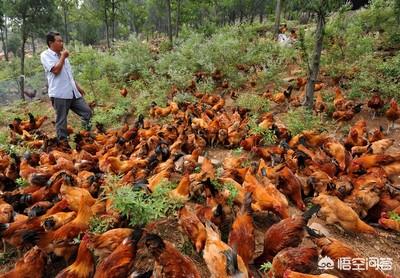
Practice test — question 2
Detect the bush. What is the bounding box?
[111,179,184,226]
[236,94,269,115]
[283,108,324,136]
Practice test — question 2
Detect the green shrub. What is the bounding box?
[283,108,324,136]
[111,179,183,226]
[89,216,115,234]
[236,94,269,115]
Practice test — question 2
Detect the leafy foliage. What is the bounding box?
[111,179,184,226]
[260,261,272,272]
[89,216,115,234]
[283,108,324,136]
[236,94,269,115]
[388,211,400,222]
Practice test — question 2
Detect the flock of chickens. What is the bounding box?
[0,77,400,278]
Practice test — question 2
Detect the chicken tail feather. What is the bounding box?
[302,204,321,222]
[223,248,242,277]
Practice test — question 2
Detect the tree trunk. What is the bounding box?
[1,17,9,61]
[166,0,173,46]
[104,6,110,49]
[111,0,116,42]
[31,35,36,54]
[274,0,282,39]
[20,32,26,100]
[63,7,68,44]
[175,0,181,38]
[304,14,325,108]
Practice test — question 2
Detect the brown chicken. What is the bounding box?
[203,222,248,278]
[41,211,77,231]
[348,154,396,175]
[34,198,93,260]
[268,246,319,278]
[169,173,191,201]
[276,166,306,211]
[254,205,320,266]
[120,87,128,97]
[0,246,47,278]
[149,102,172,118]
[313,194,377,234]
[228,192,255,268]
[240,135,262,151]
[55,234,94,278]
[351,138,394,156]
[343,120,368,150]
[367,93,384,119]
[385,98,400,132]
[0,199,14,224]
[179,205,207,253]
[313,92,327,117]
[314,236,387,278]
[145,233,201,278]
[243,172,289,219]
[88,228,134,259]
[94,228,143,278]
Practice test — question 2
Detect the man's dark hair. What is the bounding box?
[46,31,61,47]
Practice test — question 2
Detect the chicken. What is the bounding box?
[276,166,306,211]
[367,93,384,119]
[351,138,394,155]
[385,98,400,132]
[313,92,327,117]
[55,234,94,278]
[179,205,207,253]
[313,236,387,278]
[228,192,255,268]
[240,135,262,151]
[169,173,191,201]
[149,102,172,118]
[343,120,368,150]
[243,172,289,219]
[34,198,93,260]
[120,87,128,97]
[283,270,338,278]
[41,211,77,231]
[332,104,363,124]
[268,247,319,278]
[203,222,248,278]
[333,87,345,111]
[145,233,201,278]
[348,154,396,175]
[313,194,377,234]
[368,127,385,142]
[254,205,320,266]
[0,199,14,224]
[0,246,47,278]
[94,228,143,278]
[323,139,348,171]
[88,228,133,260]
[296,77,307,89]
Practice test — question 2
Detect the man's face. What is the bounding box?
[50,35,64,52]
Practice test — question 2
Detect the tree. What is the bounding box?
[55,0,76,44]
[0,1,9,61]
[296,0,346,108]
[7,0,57,100]
[274,0,283,39]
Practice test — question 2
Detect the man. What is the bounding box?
[40,31,92,142]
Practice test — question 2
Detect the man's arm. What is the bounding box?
[51,50,69,75]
